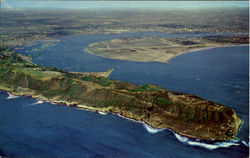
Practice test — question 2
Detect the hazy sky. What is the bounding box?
[2,1,249,10]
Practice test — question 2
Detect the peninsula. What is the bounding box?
[85,35,249,63]
[0,48,242,141]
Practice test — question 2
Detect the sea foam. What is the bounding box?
[242,140,249,147]
[7,92,19,99]
[31,100,44,105]
[174,132,239,150]
[143,124,165,134]
[98,111,108,115]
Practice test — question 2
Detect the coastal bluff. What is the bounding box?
[0,49,242,141]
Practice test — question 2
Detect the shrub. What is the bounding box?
[81,76,110,87]
[127,97,135,106]
[81,76,93,81]
[192,107,197,121]
[131,84,161,92]
[185,108,190,122]
[218,112,223,122]
[202,109,205,120]
[177,103,184,118]
[0,68,8,76]
[28,78,32,87]
[66,78,73,85]
[153,96,172,108]
[98,77,110,87]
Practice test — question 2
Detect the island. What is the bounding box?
[0,47,242,141]
[85,35,249,63]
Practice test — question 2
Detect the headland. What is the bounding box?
[0,48,242,141]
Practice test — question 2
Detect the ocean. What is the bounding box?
[0,32,248,157]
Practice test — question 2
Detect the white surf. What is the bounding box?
[31,100,44,105]
[242,140,249,147]
[7,92,19,99]
[98,111,108,115]
[143,124,165,134]
[174,132,239,150]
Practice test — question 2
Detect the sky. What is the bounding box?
[1,1,249,10]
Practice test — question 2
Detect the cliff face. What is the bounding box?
[0,50,242,141]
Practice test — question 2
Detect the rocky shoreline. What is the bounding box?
[0,86,242,142]
[0,49,243,141]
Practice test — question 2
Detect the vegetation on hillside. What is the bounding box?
[0,48,242,141]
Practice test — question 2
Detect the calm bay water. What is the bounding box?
[0,32,249,157]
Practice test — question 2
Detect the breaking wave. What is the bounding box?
[70,102,247,150]
[173,132,240,150]
[98,111,108,115]
[143,124,165,134]
[116,113,143,123]
[242,140,249,147]
[7,92,19,99]
[31,100,44,105]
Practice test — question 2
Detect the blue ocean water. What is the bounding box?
[0,33,249,157]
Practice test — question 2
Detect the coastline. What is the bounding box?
[85,44,249,64]
[172,44,249,62]
[0,88,242,143]
[3,90,243,151]
[0,48,243,142]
